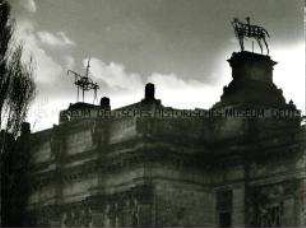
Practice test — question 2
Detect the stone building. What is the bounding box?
[19,51,305,227]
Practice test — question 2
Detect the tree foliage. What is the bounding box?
[4,46,36,134]
[0,0,36,136]
[0,0,12,123]
[0,1,36,225]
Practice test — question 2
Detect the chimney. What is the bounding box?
[21,122,31,135]
[145,83,155,101]
[100,97,111,110]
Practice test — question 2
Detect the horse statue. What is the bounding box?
[231,17,270,55]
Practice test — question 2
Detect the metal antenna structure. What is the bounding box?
[67,58,99,103]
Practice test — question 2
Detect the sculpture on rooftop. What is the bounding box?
[231,17,270,55]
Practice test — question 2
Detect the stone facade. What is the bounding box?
[14,51,306,227]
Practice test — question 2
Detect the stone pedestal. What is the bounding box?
[228,51,277,83]
[214,51,285,108]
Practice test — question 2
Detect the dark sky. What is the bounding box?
[10,0,305,131]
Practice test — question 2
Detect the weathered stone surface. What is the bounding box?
[7,52,305,227]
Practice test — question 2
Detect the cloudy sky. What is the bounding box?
[10,0,305,131]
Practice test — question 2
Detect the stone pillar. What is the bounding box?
[52,127,65,206]
[91,211,105,227]
[298,178,306,226]
[232,184,245,227]
[283,197,295,226]
[138,204,153,227]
